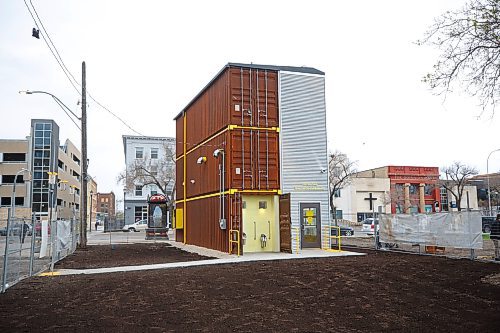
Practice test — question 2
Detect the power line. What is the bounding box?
[23,0,144,136]
[29,0,81,92]
[52,96,81,131]
[23,0,80,95]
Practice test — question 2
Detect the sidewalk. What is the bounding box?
[42,229,365,276]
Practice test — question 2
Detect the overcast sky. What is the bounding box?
[1,0,499,206]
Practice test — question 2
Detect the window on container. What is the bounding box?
[3,153,26,162]
[135,147,144,159]
[135,185,143,196]
[150,148,159,159]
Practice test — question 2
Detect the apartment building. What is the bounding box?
[96,192,115,219]
[122,135,175,225]
[0,119,92,223]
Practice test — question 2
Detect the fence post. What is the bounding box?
[2,208,12,293]
[29,214,36,276]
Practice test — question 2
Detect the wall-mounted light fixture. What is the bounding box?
[197,156,207,164]
[259,201,267,209]
[190,179,195,184]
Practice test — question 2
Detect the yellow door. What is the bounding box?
[242,195,276,252]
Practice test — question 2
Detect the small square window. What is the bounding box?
[135,185,143,196]
[151,148,159,159]
[135,147,144,159]
[259,201,267,209]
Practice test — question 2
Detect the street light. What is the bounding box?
[19,77,89,248]
[487,148,500,216]
[11,168,31,218]
[89,190,93,233]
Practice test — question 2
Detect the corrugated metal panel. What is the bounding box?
[186,196,229,253]
[175,115,184,158]
[229,130,279,190]
[229,68,279,127]
[279,72,329,251]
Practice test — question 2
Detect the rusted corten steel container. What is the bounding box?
[175,64,280,250]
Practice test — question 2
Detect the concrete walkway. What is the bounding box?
[39,229,365,276]
[43,248,365,276]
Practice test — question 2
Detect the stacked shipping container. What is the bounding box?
[175,65,281,252]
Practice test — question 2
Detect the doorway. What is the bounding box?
[300,203,321,248]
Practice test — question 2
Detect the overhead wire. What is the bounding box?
[23,0,144,136]
[52,96,81,131]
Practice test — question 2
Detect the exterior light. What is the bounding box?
[197,156,207,164]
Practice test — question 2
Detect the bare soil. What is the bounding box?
[1,245,500,332]
[54,243,214,269]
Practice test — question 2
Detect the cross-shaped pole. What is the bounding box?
[364,193,377,210]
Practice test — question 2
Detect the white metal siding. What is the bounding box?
[279,72,329,252]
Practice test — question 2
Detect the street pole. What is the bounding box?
[80,61,88,248]
[487,149,500,216]
[89,191,93,233]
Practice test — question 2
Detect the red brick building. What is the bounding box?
[96,192,116,218]
[357,166,440,214]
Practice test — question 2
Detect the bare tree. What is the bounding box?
[440,162,479,211]
[418,0,500,116]
[118,142,176,214]
[328,151,357,224]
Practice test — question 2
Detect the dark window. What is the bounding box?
[3,153,26,162]
[2,175,24,184]
[57,199,62,205]
[15,197,24,206]
[1,197,11,206]
[409,184,418,195]
[58,160,64,169]
[424,184,433,195]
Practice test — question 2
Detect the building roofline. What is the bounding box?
[122,135,175,161]
[173,62,324,120]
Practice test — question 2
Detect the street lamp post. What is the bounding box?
[19,62,89,248]
[11,168,31,219]
[89,190,93,233]
[487,149,500,216]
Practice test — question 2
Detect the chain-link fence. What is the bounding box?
[331,211,498,261]
[103,217,125,232]
[1,209,79,293]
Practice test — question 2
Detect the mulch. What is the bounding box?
[1,245,500,332]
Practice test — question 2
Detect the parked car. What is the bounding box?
[0,223,32,236]
[361,218,379,234]
[330,226,354,236]
[482,216,495,233]
[122,219,148,232]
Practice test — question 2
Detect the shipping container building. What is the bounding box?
[175,63,329,254]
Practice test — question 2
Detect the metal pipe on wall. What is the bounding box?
[265,71,270,189]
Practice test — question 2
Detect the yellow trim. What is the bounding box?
[178,189,279,204]
[229,229,240,256]
[322,225,342,252]
[40,271,60,276]
[183,113,187,243]
[230,125,280,132]
[175,124,279,161]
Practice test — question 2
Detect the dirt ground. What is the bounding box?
[1,245,500,332]
[54,243,214,269]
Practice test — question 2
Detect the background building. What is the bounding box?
[122,136,175,225]
[0,139,31,220]
[96,192,115,220]
[334,177,391,222]
[0,119,91,224]
[356,166,441,214]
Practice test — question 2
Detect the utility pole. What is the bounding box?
[79,61,88,248]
